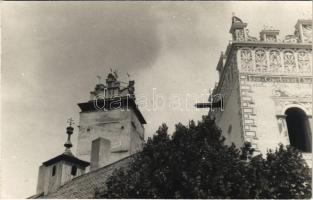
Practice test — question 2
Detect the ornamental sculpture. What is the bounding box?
[240,49,253,70]
[239,48,312,74]
[298,51,311,72]
[283,51,296,72]
[255,49,267,72]
[269,50,282,72]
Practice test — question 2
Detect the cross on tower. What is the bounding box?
[64,118,74,155]
[67,117,75,127]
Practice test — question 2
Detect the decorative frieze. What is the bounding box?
[238,48,312,74]
[246,74,312,84]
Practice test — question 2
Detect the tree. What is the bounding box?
[100,116,311,199]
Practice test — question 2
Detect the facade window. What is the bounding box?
[285,107,312,152]
[71,165,77,176]
[52,166,56,176]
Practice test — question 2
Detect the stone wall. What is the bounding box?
[216,79,243,148]
[77,109,132,164]
[239,76,312,154]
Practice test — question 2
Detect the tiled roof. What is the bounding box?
[42,153,90,167]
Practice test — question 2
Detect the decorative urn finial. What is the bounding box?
[64,118,75,155]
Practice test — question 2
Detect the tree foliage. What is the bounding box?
[100,116,311,199]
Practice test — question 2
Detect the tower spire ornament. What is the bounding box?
[64,118,75,156]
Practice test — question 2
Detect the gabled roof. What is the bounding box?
[42,153,90,167]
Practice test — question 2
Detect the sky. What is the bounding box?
[1,1,311,198]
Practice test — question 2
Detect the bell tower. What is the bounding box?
[76,72,146,170]
[36,119,90,195]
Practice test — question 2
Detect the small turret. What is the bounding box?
[229,15,248,41]
[260,26,280,42]
[35,119,90,195]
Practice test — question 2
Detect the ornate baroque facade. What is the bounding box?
[210,16,312,164]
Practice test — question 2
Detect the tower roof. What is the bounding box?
[42,153,90,167]
[42,119,90,167]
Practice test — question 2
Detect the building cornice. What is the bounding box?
[231,41,312,50]
[78,97,147,124]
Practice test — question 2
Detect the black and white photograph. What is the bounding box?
[1,1,312,199]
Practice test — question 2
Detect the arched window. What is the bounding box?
[285,107,312,152]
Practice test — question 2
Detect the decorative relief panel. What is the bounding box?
[266,35,277,43]
[269,50,282,72]
[239,47,312,74]
[297,51,311,72]
[240,49,253,71]
[255,49,267,72]
[247,75,312,84]
[283,51,296,72]
[235,29,245,41]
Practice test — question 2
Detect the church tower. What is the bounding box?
[207,16,312,164]
[76,73,146,170]
[36,120,90,195]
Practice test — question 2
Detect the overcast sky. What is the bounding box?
[1,1,311,198]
